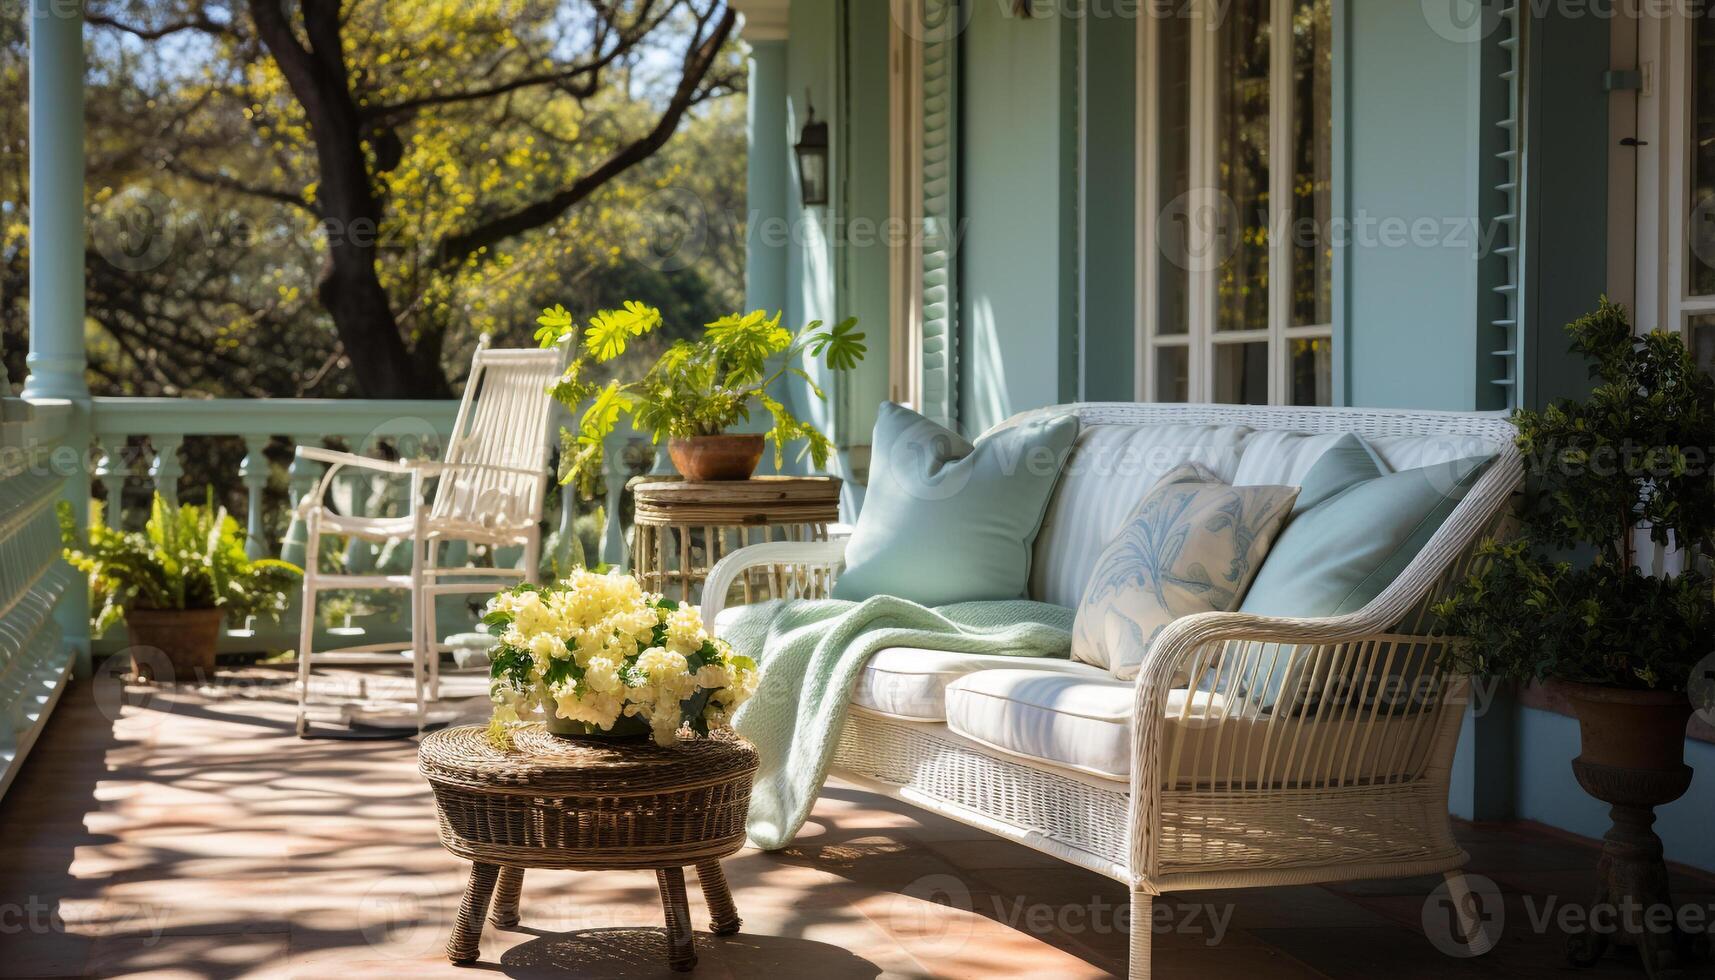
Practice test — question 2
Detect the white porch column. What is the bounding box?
[22,0,88,402]
[24,0,92,678]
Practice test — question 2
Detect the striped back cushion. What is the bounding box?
[1028,423,1251,607]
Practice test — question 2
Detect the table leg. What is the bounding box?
[695,860,742,935]
[446,861,500,965]
[656,866,698,972]
[491,866,524,928]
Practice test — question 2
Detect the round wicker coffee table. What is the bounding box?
[418,725,759,972]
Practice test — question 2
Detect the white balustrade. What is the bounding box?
[79,397,642,652]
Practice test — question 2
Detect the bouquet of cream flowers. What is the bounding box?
[482,569,758,747]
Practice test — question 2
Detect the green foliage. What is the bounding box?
[60,491,303,636]
[540,302,866,497]
[1436,298,1715,691]
[1437,540,1710,690]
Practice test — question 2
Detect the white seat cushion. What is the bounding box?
[944,669,1232,780]
[852,649,1098,721]
[945,668,1434,787]
[711,602,1096,722]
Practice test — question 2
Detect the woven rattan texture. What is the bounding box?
[421,726,758,871]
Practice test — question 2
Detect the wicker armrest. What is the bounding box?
[702,539,849,625]
[1123,609,1464,882]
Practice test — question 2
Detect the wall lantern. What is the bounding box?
[795,91,830,207]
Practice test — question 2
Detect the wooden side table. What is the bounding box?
[631,475,842,605]
[419,725,759,972]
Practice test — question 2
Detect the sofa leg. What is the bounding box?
[1442,870,1497,957]
[1128,890,1153,980]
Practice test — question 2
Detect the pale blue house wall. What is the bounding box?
[957,3,1080,435]
[1342,1,1487,411]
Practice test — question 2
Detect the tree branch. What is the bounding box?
[433,7,736,268]
[86,13,237,40]
[160,159,314,212]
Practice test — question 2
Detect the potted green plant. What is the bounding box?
[60,492,304,680]
[1436,297,1714,971]
[535,302,866,492]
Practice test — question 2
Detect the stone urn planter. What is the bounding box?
[668,433,765,482]
[124,606,224,682]
[1555,681,1707,976]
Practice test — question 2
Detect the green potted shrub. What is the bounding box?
[1436,298,1714,971]
[61,492,303,680]
[535,302,866,492]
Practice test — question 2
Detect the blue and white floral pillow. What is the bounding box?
[1072,464,1298,681]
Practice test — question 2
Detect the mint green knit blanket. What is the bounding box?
[720,595,1074,850]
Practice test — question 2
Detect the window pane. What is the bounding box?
[1154,345,1190,402]
[1687,314,1715,380]
[1290,0,1332,327]
[1289,337,1333,406]
[1215,0,1271,333]
[1214,342,1269,404]
[1156,10,1192,336]
[1692,12,1715,295]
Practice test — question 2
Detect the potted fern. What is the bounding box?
[1435,298,1714,971]
[60,492,303,680]
[535,302,866,492]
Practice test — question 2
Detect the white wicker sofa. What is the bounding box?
[702,403,1522,979]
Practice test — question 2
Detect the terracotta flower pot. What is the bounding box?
[124,606,224,682]
[668,433,765,482]
[1556,680,1693,776]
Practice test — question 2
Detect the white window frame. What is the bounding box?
[1634,7,1715,339]
[889,4,925,411]
[1136,0,1334,404]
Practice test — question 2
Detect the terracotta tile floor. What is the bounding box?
[3,667,1712,979]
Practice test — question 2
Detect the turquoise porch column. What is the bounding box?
[22,0,88,402]
[23,0,92,676]
[745,38,789,315]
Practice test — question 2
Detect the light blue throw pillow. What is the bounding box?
[1239,449,1496,712]
[1240,452,1495,620]
[1072,464,1298,680]
[1288,433,1389,515]
[832,403,1080,606]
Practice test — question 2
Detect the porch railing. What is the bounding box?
[84,396,650,655]
[0,399,77,798]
